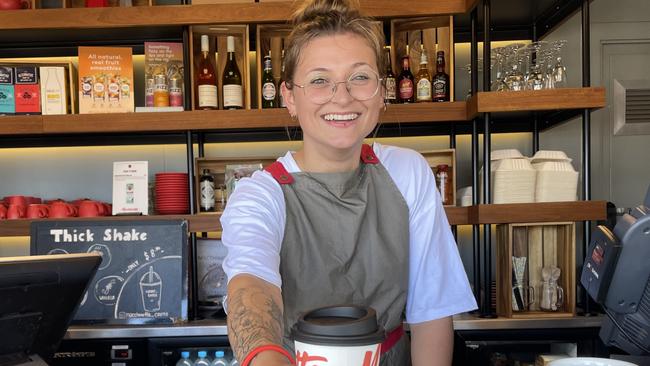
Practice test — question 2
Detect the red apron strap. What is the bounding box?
[380,324,405,355]
[266,145,377,184]
[361,144,379,164]
[265,161,294,184]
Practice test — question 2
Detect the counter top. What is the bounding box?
[64,314,604,340]
[64,318,228,339]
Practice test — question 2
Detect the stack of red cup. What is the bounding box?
[155,173,189,214]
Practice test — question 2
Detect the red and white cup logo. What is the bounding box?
[294,342,381,366]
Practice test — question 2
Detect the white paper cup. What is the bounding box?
[292,305,385,366]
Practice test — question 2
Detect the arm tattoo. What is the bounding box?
[227,284,284,362]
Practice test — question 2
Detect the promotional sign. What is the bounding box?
[78,46,134,114]
[30,220,188,324]
[112,161,148,216]
[144,42,184,108]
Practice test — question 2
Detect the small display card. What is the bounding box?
[112,161,149,216]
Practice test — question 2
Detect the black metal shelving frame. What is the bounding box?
[467,0,595,318]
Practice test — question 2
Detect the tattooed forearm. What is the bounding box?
[227,275,284,363]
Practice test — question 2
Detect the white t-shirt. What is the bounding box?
[221,143,477,324]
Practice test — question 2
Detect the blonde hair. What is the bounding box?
[283,0,386,88]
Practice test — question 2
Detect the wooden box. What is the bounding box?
[190,25,251,110]
[420,148,456,206]
[390,16,454,102]
[255,24,291,109]
[496,222,576,318]
[194,156,276,213]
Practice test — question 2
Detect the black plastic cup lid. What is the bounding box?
[291,305,385,346]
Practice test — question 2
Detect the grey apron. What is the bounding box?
[265,145,411,365]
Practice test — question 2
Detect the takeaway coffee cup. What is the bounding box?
[292,305,385,366]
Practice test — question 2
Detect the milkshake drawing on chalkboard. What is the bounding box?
[140,266,162,312]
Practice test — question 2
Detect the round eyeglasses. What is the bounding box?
[290,70,383,105]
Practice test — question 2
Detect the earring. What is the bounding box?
[383,102,388,113]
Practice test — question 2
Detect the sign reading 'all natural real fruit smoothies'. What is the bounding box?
[78,46,134,114]
[30,220,188,325]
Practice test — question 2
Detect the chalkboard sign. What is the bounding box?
[30,220,188,325]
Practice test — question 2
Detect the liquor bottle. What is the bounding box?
[222,35,243,110]
[261,53,277,108]
[432,51,450,102]
[384,47,396,104]
[196,34,218,110]
[199,169,215,212]
[397,55,415,103]
[277,49,286,108]
[415,48,432,102]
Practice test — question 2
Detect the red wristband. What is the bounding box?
[241,344,296,366]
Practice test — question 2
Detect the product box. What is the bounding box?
[0,66,15,115]
[14,66,40,114]
[39,66,68,115]
[144,42,184,109]
[78,46,134,114]
[112,161,149,216]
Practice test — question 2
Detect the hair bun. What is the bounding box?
[291,0,361,25]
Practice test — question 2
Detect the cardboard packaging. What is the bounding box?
[0,66,15,115]
[14,66,40,115]
[40,66,68,115]
[78,46,134,114]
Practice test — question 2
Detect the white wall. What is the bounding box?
[541,0,650,209]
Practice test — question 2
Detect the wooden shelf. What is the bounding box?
[0,115,43,135]
[383,101,469,123]
[467,87,606,117]
[0,214,221,237]
[0,102,468,136]
[469,200,608,224]
[0,202,609,237]
[445,206,470,226]
[0,0,477,31]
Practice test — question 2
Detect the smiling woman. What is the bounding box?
[220,1,477,366]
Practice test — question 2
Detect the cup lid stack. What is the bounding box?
[155,173,189,214]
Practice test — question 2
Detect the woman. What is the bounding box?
[220,0,477,365]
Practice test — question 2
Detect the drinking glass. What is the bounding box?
[550,40,568,88]
[491,48,508,91]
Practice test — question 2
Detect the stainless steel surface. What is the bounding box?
[64,319,228,339]
[452,313,604,330]
[64,314,603,339]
